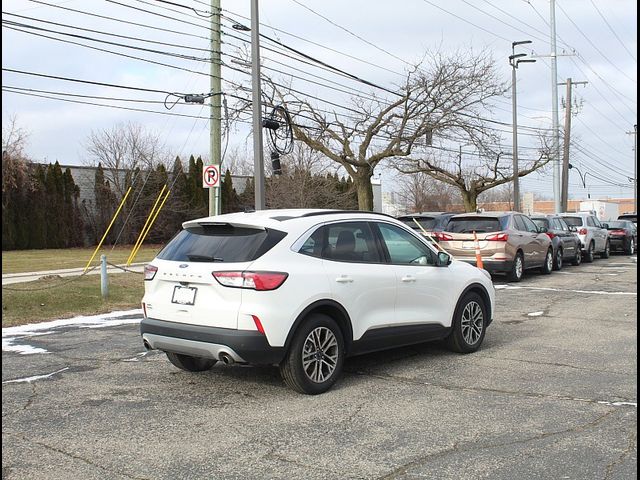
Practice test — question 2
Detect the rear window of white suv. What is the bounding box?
[562,216,584,227]
[157,224,287,263]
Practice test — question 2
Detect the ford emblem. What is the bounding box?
[179,264,189,268]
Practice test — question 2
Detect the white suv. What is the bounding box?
[559,212,611,262]
[140,209,495,394]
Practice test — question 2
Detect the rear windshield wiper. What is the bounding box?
[186,254,224,262]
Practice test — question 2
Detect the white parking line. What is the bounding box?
[495,285,637,296]
[3,367,69,384]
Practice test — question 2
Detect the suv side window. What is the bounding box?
[376,223,435,265]
[513,215,527,231]
[593,217,603,228]
[521,216,540,233]
[318,222,381,263]
[586,216,596,227]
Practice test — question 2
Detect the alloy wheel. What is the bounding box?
[461,301,484,346]
[302,327,339,383]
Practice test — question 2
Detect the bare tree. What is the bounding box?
[266,144,356,209]
[394,171,461,213]
[85,122,168,196]
[2,117,31,211]
[398,132,553,212]
[261,50,507,210]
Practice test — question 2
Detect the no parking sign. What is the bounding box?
[202,164,220,188]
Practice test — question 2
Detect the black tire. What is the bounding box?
[540,248,553,275]
[571,247,582,266]
[553,247,563,271]
[166,352,217,372]
[446,292,487,354]
[600,240,610,259]
[280,313,345,395]
[584,241,595,263]
[508,251,524,282]
[624,238,635,255]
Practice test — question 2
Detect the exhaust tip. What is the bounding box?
[143,340,152,351]
[219,352,234,365]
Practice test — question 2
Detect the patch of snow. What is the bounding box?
[527,311,544,317]
[2,309,142,355]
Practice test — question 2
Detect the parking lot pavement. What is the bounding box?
[2,255,637,480]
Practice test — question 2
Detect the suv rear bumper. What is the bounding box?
[141,318,285,365]
[457,258,513,274]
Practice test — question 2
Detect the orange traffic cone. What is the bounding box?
[473,231,484,269]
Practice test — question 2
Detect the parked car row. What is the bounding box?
[138,208,635,395]
[397,210,636,282]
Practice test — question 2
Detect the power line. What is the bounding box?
[588,0,636,62]
[420,0,512,43]
[22,0,210,41]
[2,19,211,61]
[2,11,212,52]
[2,24,215,79]
[556,0,636,84]
[288,0,412,67]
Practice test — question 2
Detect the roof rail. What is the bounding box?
[299,210,395,219]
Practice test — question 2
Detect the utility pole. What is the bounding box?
[251,0,266,210]
[550,0,561,214]
[627,125,637,213]
[560,78,587,212]
[210,0,222,216]
[509,41,536,212]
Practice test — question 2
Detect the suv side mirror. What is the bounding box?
[568,225,577,232]
[602,223,609,229]
[436,251,452,267]
[537,226,548,233]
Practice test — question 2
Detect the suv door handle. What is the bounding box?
[335,275,353,284]
[401,275,416,283]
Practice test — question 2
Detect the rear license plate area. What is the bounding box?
[171,286,197,306]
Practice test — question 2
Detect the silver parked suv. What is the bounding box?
[559,212,610,262]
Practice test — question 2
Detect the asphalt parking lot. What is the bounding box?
[2,254,637,480]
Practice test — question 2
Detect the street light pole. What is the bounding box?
[627,125,637,213]
[509,41,535,212]
[569,163,590,200]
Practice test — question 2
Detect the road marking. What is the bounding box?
[495,285,636,296]
[597,400,637,408]
[3,367,69,384]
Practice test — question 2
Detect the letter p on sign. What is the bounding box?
[202,165,220,188]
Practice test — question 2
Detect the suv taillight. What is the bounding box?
[578,228,588,235]
[486,233,509,242]
[144,265,158,281]
[213,271,288,291]
[545,232,556,239]
[434,232,453,241]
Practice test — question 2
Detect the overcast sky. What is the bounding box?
[2,0,637,201]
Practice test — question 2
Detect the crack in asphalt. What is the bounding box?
[604,429,637,480]
[345,369,637,409]
[375,410,617,479]
[2,431,151,480]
